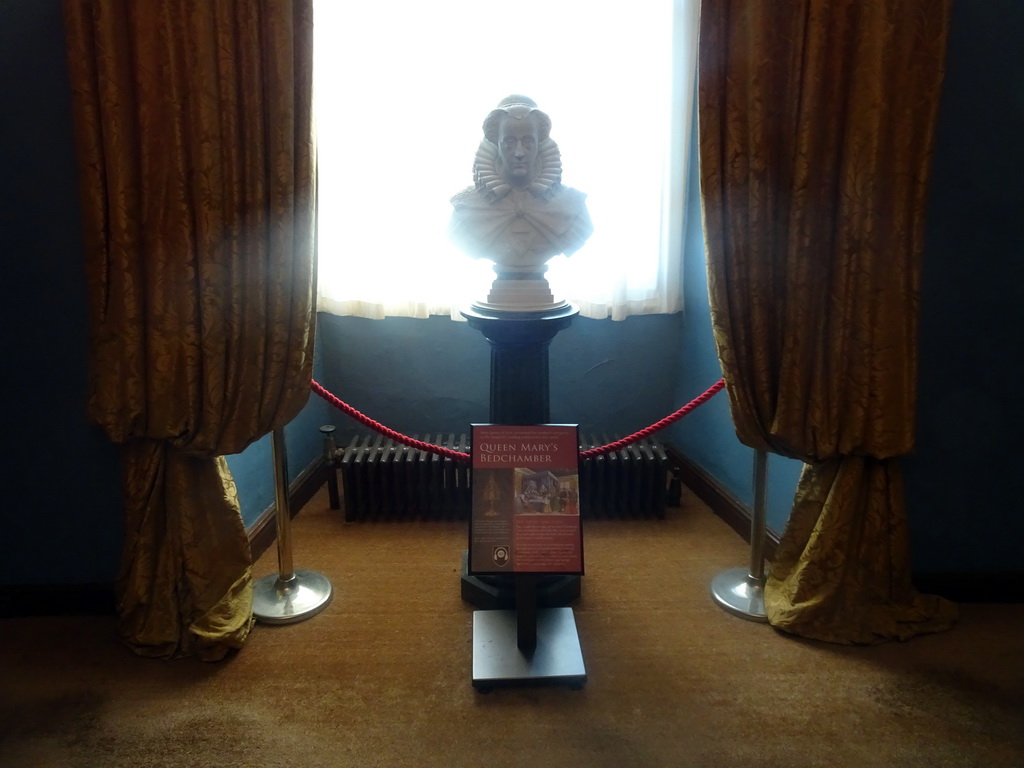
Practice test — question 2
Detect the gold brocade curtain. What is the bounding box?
[63,0,316,659]
[698,0,958,643]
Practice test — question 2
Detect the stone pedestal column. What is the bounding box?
[463,304,576,424]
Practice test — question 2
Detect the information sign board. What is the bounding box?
[469,424,583,575]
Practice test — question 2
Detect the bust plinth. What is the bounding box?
[471,268,568,315]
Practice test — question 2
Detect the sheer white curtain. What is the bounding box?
[314,1,698,320]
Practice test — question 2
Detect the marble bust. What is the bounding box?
[449,95,593,311]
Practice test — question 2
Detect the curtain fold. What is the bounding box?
[63,0,316,659]
[698,0,957,643]
[769,458,954,643]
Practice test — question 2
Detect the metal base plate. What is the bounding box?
[253,570,333,625]
[711,566,768,623]
[472,607,586,691]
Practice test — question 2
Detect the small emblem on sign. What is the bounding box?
[492,546,510,567]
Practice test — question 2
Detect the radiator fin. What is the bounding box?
[330,433,670,522]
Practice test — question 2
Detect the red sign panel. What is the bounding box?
[469,424,583,575]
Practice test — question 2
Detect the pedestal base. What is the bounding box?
[472,607,586,692]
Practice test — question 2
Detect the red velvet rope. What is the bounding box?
[578,377,726,459]
[311,380,471,461]
[310,377,726,463]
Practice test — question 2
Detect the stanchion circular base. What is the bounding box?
[710,566,768,623]
[253,570,333,625]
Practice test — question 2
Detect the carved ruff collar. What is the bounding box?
[472,138,563,203]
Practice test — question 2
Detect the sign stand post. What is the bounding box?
[516,573,538,652]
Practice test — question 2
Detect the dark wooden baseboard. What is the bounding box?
[247,457,330,561]
[665,443,1023,603]
[664,443,780,562]
[1,458,330,619]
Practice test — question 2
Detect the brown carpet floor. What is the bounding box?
[2,487,1022,768]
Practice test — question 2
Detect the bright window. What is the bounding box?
[313,1,698,320]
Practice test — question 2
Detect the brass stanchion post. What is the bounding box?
[252,428,333,624]
[710,448,769,622]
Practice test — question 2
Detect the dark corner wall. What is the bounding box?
[3,0,1020,591]
[2,0,123,586]
[902,0,1024,577]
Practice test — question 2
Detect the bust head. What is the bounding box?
[472,95,562,202]
[483,95,552,188]
[496,114,541,187]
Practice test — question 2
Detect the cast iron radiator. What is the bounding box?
[324,433,672,522]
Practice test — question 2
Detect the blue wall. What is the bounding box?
[224,346,333,528]
[315,311,684,445]
[4,0,1020,589]
[667,93,805,536]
